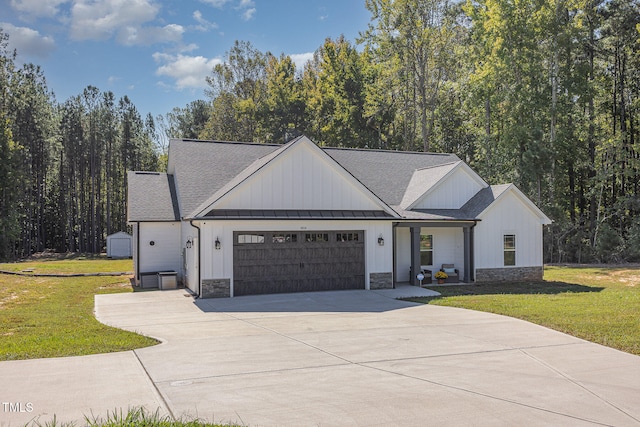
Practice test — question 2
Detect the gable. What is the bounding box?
[410,163,487,210]
[478,185,552,225]
[191,136,396,217]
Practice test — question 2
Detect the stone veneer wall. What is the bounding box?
[475,266,543,283]
[369,272,393,289]
[201,279,231,298]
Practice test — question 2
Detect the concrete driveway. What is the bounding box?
[3,287,640,427]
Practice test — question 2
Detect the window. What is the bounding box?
[504,234,516,266]
[420,234,433,265]
[272,233,297,243]
[337,233,359,242]
[306,233,329,242]
[237,234,265,244]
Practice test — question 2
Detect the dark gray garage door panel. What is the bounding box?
[233,231,365,296]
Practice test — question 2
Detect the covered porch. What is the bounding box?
[393,221,477,287]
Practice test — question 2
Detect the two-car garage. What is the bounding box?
[232,230,365,296]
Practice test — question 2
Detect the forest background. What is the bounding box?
[1,0,639,264]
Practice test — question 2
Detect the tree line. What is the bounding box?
[0,34,158,259]
[2,0,640,263]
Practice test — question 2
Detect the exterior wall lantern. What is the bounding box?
[378,235,384,246]
[215,237,221,250]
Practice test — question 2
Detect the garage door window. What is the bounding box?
[273,233,297,243]
[337,233,359,242]
[305,233,329,242]
[237,234,265,244]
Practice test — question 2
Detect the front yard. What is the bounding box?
[0,256,157,360]
[1,257,639,360]
[409,265,640,356]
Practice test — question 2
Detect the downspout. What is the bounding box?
[135,221,140,283]
[189,220,202,297]
[470,221,477,282]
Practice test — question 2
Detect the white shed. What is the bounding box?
[106,231,133,258]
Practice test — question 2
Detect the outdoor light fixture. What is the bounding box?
[378,235,384,246]
[186,238,192,249]
[215,237,221,250]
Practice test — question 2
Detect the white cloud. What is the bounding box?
[118,24,184,46]
[153,52,221,89]
[237,0,256,21]
[1,22,56,58]
[199,0,229,7]
[192,10,218,32]
[69,0,159,41]
[241,7,256,21]
[289,52,314,71]
[9,0,69,19]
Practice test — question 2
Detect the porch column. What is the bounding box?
[463,226,472,283]
[410,226,421,286]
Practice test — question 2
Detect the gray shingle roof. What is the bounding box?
[325,147,459,206]
[131,138,499,222]
[127,171,180,221]
[391,184,512,221]
[461,184,511,218]
[167,139,279,218]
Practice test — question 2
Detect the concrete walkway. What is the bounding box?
[2,287,640,426]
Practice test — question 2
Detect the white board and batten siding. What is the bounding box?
[196,220,393,295]
[135,222,182,277]
[413,166,485,210]
[214,141,382,212]
[395,227,465,281]
[474,190,545,268]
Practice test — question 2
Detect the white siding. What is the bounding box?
[137,222,182,275]
[475,191,544,268]
[414,167,484,209]
[196,220,393,296]
[215,142,382,211]
[394,227,465,281]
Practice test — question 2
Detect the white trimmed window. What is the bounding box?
[504,234,516,266]
[420,234,433,265]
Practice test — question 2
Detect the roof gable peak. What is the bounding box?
[189,135,398,218]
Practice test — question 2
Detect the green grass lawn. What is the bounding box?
[408,265,640,356]
[0,256,157,360]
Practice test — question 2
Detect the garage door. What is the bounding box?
[110,238,131,257]
[233,230,365,296]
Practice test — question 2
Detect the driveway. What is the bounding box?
[3,287,640,427]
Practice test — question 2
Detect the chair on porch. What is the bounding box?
[440,264,459,283]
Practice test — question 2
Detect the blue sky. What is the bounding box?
[2,0,372,118]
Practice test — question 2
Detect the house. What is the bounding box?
[127,136,551,298]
